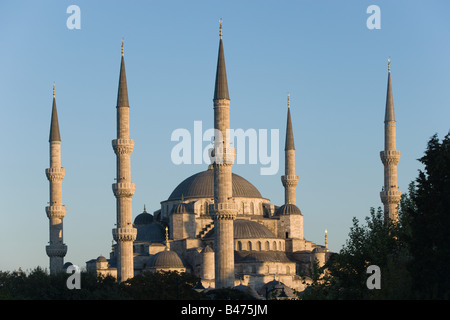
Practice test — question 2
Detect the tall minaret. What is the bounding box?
[281,94,299,205]
[211,20,237,288]
[45,83,67,274]
[380,58,402,223]
[112,40,137,282]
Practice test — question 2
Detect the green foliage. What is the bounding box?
[300,132,450,300]
[405,132,450,299]
[121,271,207,300]
[0,268,207,300]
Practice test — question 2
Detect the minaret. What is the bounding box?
[45,83,67,274]
[380,58,402,223]
[211,20,237,288]
[112,40,137,282]
[281,94,299,205]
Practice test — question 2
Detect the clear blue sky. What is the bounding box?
[0,0,449,272]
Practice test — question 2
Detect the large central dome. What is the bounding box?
[168,167,263,200]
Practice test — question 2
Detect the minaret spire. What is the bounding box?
[380,58,402,223]
[112,40,137,282]
[214,19,229,101]
[282,94,299,204]
[211,20,237,289]
[49,83,61,142]
[45,83,67,274]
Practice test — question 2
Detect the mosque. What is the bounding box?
[45,22,400,298]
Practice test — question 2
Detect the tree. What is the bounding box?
[121,271,208,300]
[405,133,450,299]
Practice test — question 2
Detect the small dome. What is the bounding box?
[275,203,302,216]
[134,206,154,225]
[313,246,327,253]
[96,255,108,262]
[172,203,188,214]
[147,250,185,269]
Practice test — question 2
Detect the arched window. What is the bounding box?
[286,266,290,275]
[242,202,245,214]
[204,202,209,214]
[248,241,252,251]
[257,241,262,251]
[250,202,254,214]
[273,241,277,250]
[238,241,242,251]
[265,241,270,251]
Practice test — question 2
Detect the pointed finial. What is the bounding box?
[53,82,55,98]
[388,57,391,73]
[219,19,223,39]
[121,39,124,56]
[165,226,169,251]
[143,204,147,213]
[287,93,290,108]
[325,229,328,251]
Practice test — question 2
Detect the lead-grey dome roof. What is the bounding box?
[146,250,185,268]
[275,203,302,216]
[168,168,263,201]
[135,223,165,243]
[204,219,276,239]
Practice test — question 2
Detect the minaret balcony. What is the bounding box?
[112,182,136,198]
[45,167,65,182]
[112,227,137,242]
[380,150,401,165]
[212,202,238,219]
[46,243,67,257]
[45,205,66,219]
[380,189,402,204]
[281,175,299,187]
[112,139,135,155]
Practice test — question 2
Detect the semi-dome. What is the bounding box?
[235,251,292,263]
[147,250,185,269]
[171,202,188,214]
[135,223,165,243]
[204,219,276,239]
[167,167,263,201]
[275,203,302,216]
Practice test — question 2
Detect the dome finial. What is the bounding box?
[287,93,290,109]
[121,39,124,56]
[388,57,391,73]
[165,226,169,251]
[143,204,147,213]
[325,229,328,251]
[219,18,223,39]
